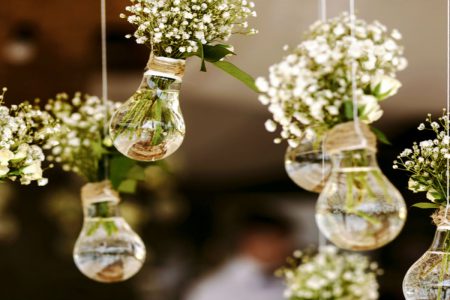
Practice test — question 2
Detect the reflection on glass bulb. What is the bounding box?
[110,56,186,162]
[316,122,407,251]
[284,139,331,193]
[73,181,146,283]
[403,225,450,299]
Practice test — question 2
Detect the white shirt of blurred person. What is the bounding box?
[185,215,294,300]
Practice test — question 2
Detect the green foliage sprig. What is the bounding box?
[394,111,450,208]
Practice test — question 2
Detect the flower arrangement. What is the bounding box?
[44,92,150,193]
[0,88,59,186]
[122,0,258,89]
[393,111,450,209]
[279,246,380,300]
[256,13,407,147]
[395,111,450,299]
[43,93,158,236]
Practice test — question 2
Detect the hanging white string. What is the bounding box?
[319,0,328,248]
[100,0,110,179]
[319,0,327,22]
[445,0,450,222]
[349,0,367,148]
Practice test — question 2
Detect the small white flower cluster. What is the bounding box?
[256,13,407,147]
[122,0,257,58]
[280,246,380,300]
[44,93,121,182]
[0,88,59,186]
[393,111,450,205]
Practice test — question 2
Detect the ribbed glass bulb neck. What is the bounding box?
[80,180,121,218]
[330,149,378,169]
[146,55,186,81]
[85,201,119,218]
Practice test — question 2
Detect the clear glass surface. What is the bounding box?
[404,227,450,300]
[110,72,185,162]
[285,140,330,193]
[73,201,146,283]
[316,149,407,251]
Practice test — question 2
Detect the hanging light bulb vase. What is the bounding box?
[73,181,146,283]
[285,138,331,193]
[110,55,186,162]
[403,209,450,299]
[315,122,407,251]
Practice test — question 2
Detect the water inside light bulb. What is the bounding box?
[403,227,450,299]
[110,56,186,162]
[315,150,407,251]
[284,143,330,193]
[404,250,450,299]
[73,216,146,283]
[109,81,185,162]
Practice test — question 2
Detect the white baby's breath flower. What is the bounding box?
[257,13,406,145]
[265,119,277,132]
[280,246,380,300]
[0,165,9,177]
[0,149,14,166]
[123,0,257,57]
[395,112,450,206]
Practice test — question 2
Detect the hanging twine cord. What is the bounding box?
[324,121,377,154]
[318,0,328,248]
[433,208,450,227]
[101,0,110,180]
[319,0,327,22]
[445,0,450,222]
[81,180,121,206]
[349,0,368,149]
[432,0,450,225]
[146,56,186,81]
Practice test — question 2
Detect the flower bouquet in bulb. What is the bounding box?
[256,12,406,191]
[43,93,149,283]
[394,111,450,299]
[256,13,408,251]
[110,0,258,162]
[0,88,60,186]
[278,245,380,300]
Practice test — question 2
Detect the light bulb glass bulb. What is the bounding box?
[284,139,330,193]
[403,226,450,299]
[110,56,186,162]
[73,182,146,283]
[316,148,407,251]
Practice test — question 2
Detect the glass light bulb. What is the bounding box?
[284,139,331,193]
[109,56,186,162]
[73,182,146,283]
[316,148,407,251]
[403,225,450,299]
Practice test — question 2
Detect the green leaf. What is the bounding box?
[190,43,235,72]
[127,165,146,181]
[109,156,136,189]
[203,44,235,63]
[371,127,391,145]
[118,179,138,194]
[87,222,101,236]
[102,220,119,236]
[343,101,354,120]
[197,41,206,72]
[212,60,258,92]
[372,83,382,99]
[412,202,441,209]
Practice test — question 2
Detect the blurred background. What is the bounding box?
[0,0,446,299]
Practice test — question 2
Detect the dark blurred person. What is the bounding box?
[185,213,294,300]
